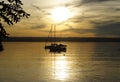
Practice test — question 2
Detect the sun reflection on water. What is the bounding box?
[52,56,69,80]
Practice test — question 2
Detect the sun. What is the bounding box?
[51,7,72,23]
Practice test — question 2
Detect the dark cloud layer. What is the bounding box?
[81,0,112,3]
[64,22,120,37]
[95,22,120,36]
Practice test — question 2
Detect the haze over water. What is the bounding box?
[0,42,120,82]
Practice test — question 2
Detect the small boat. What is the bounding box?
[44,24,67,53]
[45,43,67,53]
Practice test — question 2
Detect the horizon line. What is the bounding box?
[3,37,120,42]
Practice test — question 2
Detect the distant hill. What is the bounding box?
[3,37,120,42]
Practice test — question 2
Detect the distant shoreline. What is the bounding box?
[2,37,120,42]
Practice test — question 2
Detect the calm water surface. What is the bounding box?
[0,42,120,82]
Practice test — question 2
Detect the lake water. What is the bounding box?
[0,42,120,82]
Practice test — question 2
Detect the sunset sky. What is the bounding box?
[3,0,120,37]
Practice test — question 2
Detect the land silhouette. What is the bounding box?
[3,37,120,42]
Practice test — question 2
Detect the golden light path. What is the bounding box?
[52,56,69,80]
[51,7,73,23]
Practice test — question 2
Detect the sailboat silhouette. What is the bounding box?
[44,24,67,53]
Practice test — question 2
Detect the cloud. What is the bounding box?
[32,5,50,15]
[62,24,94,34]
[66,0,120,25]
[69,0,113,8]
[81,0,112,3]
[64,22,120,37]
[95,22,120,37]
[108,7,120,12]
[32,5,41,10]
[30,24,46,29]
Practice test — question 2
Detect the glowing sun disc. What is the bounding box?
[51,7,72,22]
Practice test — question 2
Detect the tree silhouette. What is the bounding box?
[0,0,30,51]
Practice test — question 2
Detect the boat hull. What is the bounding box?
[45,44,67,53]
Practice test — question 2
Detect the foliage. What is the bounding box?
[0,0,30,39]
[0,0,30,25]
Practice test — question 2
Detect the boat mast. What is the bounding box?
[45,24,53,46]
[54,24,56,44]
[51,24,52,44]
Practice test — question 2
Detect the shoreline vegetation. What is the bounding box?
[3,37,120,42]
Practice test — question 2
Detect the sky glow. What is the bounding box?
[2,0,120,37]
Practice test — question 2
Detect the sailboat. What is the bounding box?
[44,24,67,53]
